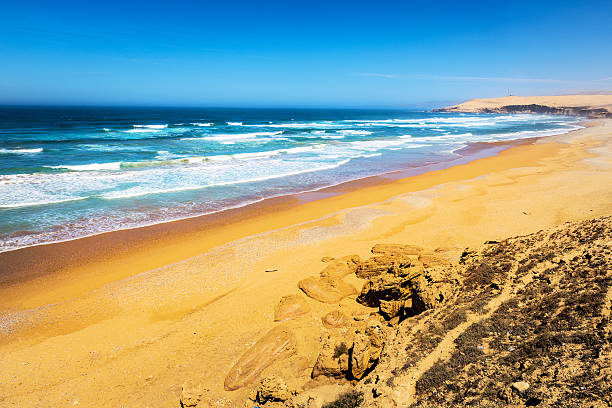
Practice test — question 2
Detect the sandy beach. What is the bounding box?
[1,115,611,407]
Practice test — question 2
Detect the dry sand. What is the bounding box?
[1,118,611,407]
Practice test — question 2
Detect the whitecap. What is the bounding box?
[0,148,43,154]
[124,128,162,133]
[51,162,123,171]
[133,124,168,129]
[181,131,282,141]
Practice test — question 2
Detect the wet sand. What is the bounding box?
[0,119,611,407]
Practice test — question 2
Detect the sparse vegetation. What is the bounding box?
[322,390,363,408]
[333,342,349,358]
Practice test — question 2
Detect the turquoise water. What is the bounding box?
[0,107,582,252]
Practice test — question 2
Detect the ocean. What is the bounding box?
[0,106,582,252]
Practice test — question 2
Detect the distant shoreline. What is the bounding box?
[435,94,612,118]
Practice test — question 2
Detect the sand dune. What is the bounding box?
[437,94,612,118]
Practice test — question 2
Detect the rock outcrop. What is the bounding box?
[312,334,352,378]
[350,320,385,380]
[212,216,611,408]
[354,216,612,407]
[319,254,361,279]
[298,276,357,303]
[224,327,297,391]
[255,376,293,403]
[273,295,310,322]
[321,310,349,329]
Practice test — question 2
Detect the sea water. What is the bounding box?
[0,106,582,252]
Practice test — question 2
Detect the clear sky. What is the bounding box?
[1,0,611,107]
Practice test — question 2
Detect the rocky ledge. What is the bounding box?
[179,215,611,408]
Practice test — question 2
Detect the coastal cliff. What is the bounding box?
[435,94,612,118]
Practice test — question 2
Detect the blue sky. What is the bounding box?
[0,0,610,107]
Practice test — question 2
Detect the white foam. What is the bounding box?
[337,130,373,136]
[227,122,243,126]
[0,196,89,209]
[51,162,123,171]
[245,122,339,129]
[190,122,213,127]
[0,148,43,154]
[182,131,282,141]
[134,124,168,129]
[125,128,162,133]
[99,159,351,200]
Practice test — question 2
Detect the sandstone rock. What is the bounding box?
[312,334,352,378]
[409,272,455,310]
[256,375,292,402]
[379,299,407,319]
[321,256,334,262]
[357,273,412,307]
[355,258,392,279]
[371,244,422,256]
[298,276,357,304]
[224,327,297,391]
[351,320,385,379]
[511,381,530,393]
[419,254,452,268]
[319,254,361,279]
[321,310,349,328]
[355,255,423,279]
[273,295,310,322]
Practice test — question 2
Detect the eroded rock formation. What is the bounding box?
[224,327,297,391]
[298,276,357,303]
[273,295,310,322]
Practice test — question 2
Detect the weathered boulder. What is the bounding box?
[351,320,385,379]
[273,295,310,322]
[321,256,335,263]
[321,310,349,329]
[298,276,357,304]
[407,270,456,310]
[511,381,530,393]
[356,273,412,307]
[355,258,393,279]
[379,299,407,319]
[312,334,352,378]
[320,254,361,279]
[371,244,422,256]
[355,254,423,279]
[256,375,293,403]
[224,327,297,391]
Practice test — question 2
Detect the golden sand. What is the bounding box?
[0,119,611,407]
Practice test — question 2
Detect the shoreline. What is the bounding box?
[0,135,544,294]
[0,126,570,273]
[1,117,611,407]
[0,116,584,255]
